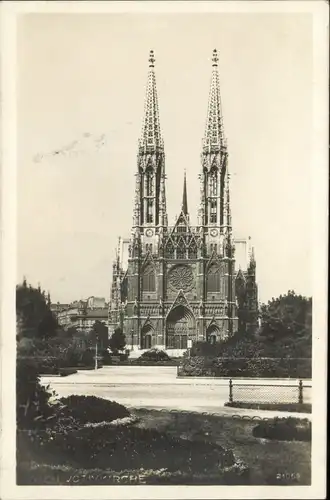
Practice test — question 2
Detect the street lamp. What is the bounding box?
[187,339,192,358]
[94,335,99,370]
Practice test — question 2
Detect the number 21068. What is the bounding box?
[276,472,301,481]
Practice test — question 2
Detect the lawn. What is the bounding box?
[133,408,311,485]
[17,403,311,486]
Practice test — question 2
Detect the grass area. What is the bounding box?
[133,408,311,485]
[17,406,247,485]
[224,402,312,413]
[16,398,311,486]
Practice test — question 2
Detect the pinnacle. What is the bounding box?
[181,170,188,216]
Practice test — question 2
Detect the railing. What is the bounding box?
[228,379,312,405]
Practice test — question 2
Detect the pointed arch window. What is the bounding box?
[188,241,197,259]
[207,264,221,292]
[142,264,156,292]
[146,170,154,196]
[210,199,217,223]
[176,239,186,259]
[146,199,154,223]
[210,170,218,196]
[165,240,175,259]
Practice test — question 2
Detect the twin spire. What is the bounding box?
[139,49,227,220]
[141,48,225,150]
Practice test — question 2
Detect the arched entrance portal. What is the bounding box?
[141,324,153,349]
[166,305,195,349]
[206,324,220,344]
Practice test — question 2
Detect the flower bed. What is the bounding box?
[17,425,245,483]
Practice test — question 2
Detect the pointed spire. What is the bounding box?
[203,49,226,151]
[249,246,256,272]
[139,50,163,151]
[181,170,188,215]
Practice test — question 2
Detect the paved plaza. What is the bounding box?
[40,366,312,419]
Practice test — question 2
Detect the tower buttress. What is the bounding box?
[132,50,167,254]
[199,49,230,257]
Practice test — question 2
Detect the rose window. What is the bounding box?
[168,265,194,292]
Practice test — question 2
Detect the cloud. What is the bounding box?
[32,132,107,164]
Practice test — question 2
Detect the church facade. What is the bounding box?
[109,49,258,351]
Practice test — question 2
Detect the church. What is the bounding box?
[109,49,258,352]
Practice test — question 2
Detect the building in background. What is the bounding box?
[109,50,258,352]
[52,296,109,333]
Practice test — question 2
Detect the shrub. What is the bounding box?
[138,349,171,362]
[58,395,130,424]
[109,327,126,354]
[81,348,95,367]
[252,417,311,442]
[178,357,311,378]
[59,368,78,377]
[16,357,55,429]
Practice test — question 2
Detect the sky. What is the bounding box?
[17,12,313,305]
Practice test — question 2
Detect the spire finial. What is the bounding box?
[212,48,219,67]
[148,50,155,68]
[181,170,188,215]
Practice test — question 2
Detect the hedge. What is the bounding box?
[58,395,130,424]
[252,417,311,442]
[59,368,78,377]
[178,357,311,378]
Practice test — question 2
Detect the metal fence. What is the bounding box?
[228,379,312,405]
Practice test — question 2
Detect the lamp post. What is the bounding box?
[187,339,192,358]
[94,335,98,370]
[131,329,134,350]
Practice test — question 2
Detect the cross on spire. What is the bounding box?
[148,49,155,68]
[139,50,163,150]
[212,48,219,67]
[203,49,226,150]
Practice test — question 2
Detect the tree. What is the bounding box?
[89,321,109,350]
[16,281,58,339]
[109,327,126,354]
[258,290,312,358]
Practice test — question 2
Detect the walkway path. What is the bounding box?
[40,366,312,420]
